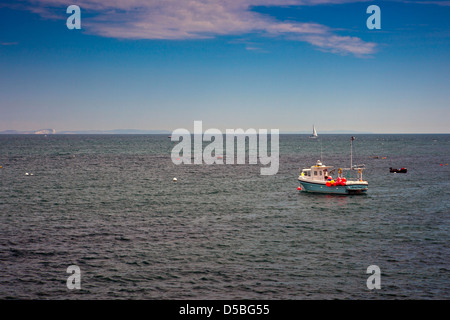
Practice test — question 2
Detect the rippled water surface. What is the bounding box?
[0,134,449,299]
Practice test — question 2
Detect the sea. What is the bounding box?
[0,134,448,299]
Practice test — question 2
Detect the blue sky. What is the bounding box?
[0,0,449,133]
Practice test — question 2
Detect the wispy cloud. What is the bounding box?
[301,34,377,56]
[1,42,19,46]
[401,0,450,6]
[12,0,378,56]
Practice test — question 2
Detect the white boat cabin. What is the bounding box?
[300,160,334,181]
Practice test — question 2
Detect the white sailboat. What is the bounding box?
[309,125,318,139]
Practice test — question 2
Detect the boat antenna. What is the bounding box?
[350,136,355,169]
[320,138,323,162]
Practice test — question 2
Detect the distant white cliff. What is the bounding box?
[0,129,56,134]
[34,129,56,134]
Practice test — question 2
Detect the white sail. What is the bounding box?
[308,125,318,139]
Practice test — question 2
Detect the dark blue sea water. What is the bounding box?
[0,134,448,299]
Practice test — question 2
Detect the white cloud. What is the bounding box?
[19,0,377,56]
[301,34,378,56]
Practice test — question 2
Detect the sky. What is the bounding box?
[0,0,449,133]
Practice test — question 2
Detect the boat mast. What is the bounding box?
[350,136,355,170]
[320,138,322,162]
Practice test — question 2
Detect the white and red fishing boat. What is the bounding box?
[298,137,368,195]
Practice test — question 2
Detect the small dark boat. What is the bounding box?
[390,167,407,173]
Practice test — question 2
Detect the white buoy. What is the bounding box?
[25,172,29,176]
[173,177,177,182]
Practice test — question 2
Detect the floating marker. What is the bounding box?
[173,177,177,182]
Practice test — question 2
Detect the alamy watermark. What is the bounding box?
[66,265,81,290]
[367,5,381,30]
[66,5,81,30]
[170,121,279,175]
[366,265,381,290]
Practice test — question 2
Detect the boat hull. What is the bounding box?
[298,180,368,195]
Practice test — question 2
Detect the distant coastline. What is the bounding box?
[0,129,56,135]
[0,129,171,135]
[1,129,448,135]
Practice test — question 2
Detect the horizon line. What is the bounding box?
[0,131,449,135]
